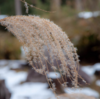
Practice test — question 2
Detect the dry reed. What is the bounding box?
[0,16,84,95]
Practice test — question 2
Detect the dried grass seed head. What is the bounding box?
[0,15,81,88]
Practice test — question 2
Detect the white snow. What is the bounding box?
[8,60,26,69]
[96,80,100,86]
[0,60,8,66]
[81,66,95,76]
[0,66,9,80]
[11,82,55,99]
[47,72,61,79]
[0,60,28,91]
[93,63,100,71]
[0,65,27,91]
[0,60,56,99]
[0,15,8,20]
[64,87,99,98]
[81,63,100,76]
[5,71,27,91]
[78,12,93,19]
[0,60,27,90]
[78,11,100,19]
[0,60,100,99]
[0,60,26,69]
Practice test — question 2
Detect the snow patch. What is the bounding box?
[78,11,100,19]
[64,87,99,98]
[11,82,55,99]
[47,72,61,79]
[81,66,94,76]
[81,63,100,76]
[0,60,56,99]
[96,80,100,86]
[0,60,8,66]
[0,15,8,20]
[93,63,100,71]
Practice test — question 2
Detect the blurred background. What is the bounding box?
[0,0,100,99]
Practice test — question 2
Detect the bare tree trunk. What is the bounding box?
[95,0,100,10]
[66,0,75,8]
[15,0,22,15]
[75,0,83,11]
[0,7,1,14]
[82,0,86,10]
[83,0,100,11]
[88,0,100,11]
[51,0,61,11]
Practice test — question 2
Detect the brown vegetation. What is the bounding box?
[0,16,84,95]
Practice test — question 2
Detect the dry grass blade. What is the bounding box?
[0,15,83,93]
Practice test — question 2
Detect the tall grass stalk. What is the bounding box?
[0,16,84,96]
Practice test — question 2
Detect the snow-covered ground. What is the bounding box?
[0,60,100,99]
[0,61,27,91]
[96,80,100,86]
[0,60,26,68]
[81,63,100,76]
[64,87,99,98]
[11,82,55,99]
[78,11,100,19]
[0,60,55,99]
[0,15,8,20]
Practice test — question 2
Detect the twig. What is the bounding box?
[20,0,56,13]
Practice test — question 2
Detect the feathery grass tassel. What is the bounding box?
[0,16,83,96]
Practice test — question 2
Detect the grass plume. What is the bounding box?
[0,15,83,93]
